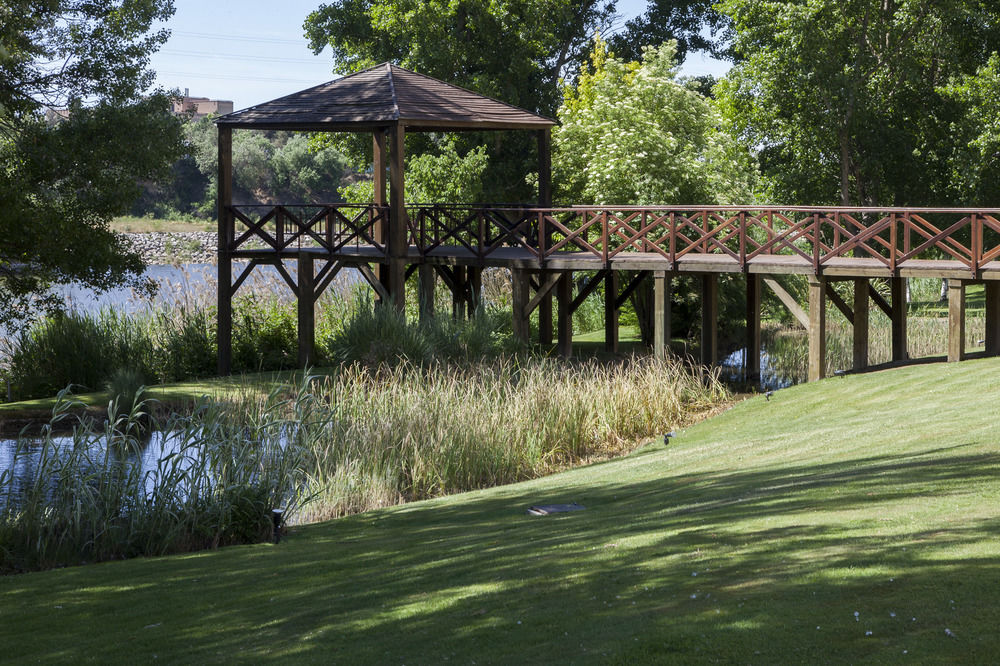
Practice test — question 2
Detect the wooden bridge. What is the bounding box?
[214,63,1000,381]
[219,202,1000,381]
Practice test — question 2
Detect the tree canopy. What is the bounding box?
[553,38,757,205]
[716,0,1000,207]
[0,0,183,325]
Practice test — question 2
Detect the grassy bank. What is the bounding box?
[3,358,998,661]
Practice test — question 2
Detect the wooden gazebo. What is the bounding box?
[214,63,556,374]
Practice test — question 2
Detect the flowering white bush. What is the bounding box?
[553,38,758,205]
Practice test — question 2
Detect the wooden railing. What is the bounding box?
[226,204,1000,274]
[226,204,389,253]
[412,205,1000,273]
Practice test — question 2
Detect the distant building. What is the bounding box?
[171,88,234,120]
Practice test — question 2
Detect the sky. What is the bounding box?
[149,0,731,110]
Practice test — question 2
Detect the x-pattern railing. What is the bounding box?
[225,204,1000,274]
[226,204,388,254]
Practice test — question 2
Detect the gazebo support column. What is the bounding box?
[537,129,553,345]
[216,126,233,376]
[373,129,388,299]
[297,252,315,368]
[387,124,407,310]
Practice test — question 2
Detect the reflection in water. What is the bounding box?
[719,347,795,391]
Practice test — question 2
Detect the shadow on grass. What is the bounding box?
[5,443,1000,663]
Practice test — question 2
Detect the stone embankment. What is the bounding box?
[126,232,217,265]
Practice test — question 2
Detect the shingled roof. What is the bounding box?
[215,62,556,132]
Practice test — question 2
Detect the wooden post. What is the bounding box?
[419,264,435,322]
[808,276,827,382]
[538,129,553,345]
[469,267,482,314]
[890,277,907,361]
[297,252,315,368]
[745,274,761,380]
[387,123,407,310]
[557,271,573,358]
[512,269,529,342]
[948,279,966,363]
[604,270,619,353]
[654,271,672,360]
[216,126,233,376]
[853,278,869,370]
[373,129,388,297]
[453,266,467,319]
[985,282,1000,356]
[701,274,718,365]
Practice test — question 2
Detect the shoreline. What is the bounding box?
[126,231,217,265]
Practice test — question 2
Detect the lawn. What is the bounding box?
[2,357,999,662]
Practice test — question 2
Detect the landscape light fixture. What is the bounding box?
[271,508,285,543]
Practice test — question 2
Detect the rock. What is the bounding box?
[125,232,218,265]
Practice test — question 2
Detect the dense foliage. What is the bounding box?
[0,0,184,325]
[716,0,1000,206]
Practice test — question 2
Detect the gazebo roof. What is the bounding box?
[215,62,556,132]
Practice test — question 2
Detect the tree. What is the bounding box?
[304,0,622,202]
[553,38,757,206]
[552,38,759,343]
[0,0,183,325]
[715,0,1000,207]
[606,0,732,65]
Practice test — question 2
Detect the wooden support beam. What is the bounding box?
[825,283,854,325]
[357,263,390,302]
[808,276,827,382]
[570,270,608,314]
[746,274,761,380]
[868,284,892,317]
[853,278,869,371]
[557,271,573,358]
[701,274,718,365]
[615,272,648,309]
[890,277,907,361]
[986,282,1000,356]
[538,128,553,346]
[387,123,406,310]
[763,277,809,329]
[525,272,562,316]
[948,279,966,363]
[469,268,482,314]
[372,129,388,295]
[453,266,467,320]
[297,252,315,368]
[511,269,530,342]
[604,271,619,354]
[216,125,233,376]
[419,264,435,322]
[653,271,672,360]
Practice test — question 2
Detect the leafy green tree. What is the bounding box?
[607,0,731,65]
[716,0,1000,206]
[0,0,183,325]
[304,0,623,202]
[553,38,757,205]
[552,38,758,343]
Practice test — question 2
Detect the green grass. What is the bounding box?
[3,358,1000,662]
[111,215,213,233]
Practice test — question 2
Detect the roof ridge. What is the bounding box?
[385,62,400,120]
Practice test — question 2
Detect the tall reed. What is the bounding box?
[0,386,313,573]
[297,355,728,522]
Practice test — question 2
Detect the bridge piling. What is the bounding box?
[701,275,718,366]
[853,278,870,371]
[808,276,827,382]
[948,280,966,363]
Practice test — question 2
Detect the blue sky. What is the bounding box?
[149,0,729,109]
